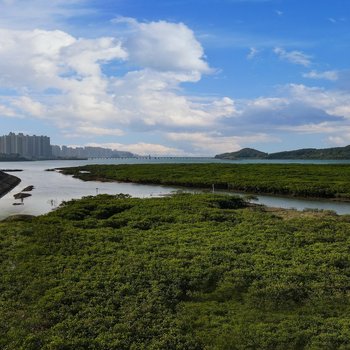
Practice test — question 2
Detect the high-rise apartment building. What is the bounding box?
[0,132,52,159]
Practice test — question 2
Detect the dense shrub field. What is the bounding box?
[60,163,350,200]
[1,193,350,349]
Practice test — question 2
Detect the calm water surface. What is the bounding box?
[1,157,350,219]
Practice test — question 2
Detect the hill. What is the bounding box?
[215,147,267,159]
[215,145,350,160]
[267,145,350,159]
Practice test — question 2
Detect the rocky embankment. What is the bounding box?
[0,171,21,198]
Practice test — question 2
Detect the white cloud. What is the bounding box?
[117,18,212,74]
[247,47,259,60]
[328,17,346,24]
[0,28,127,87]
[274,47,312,66]
[277,122,340,134]
[327,135,348,145]
[248,97,288,110]
[12,96,47,117]
[0,103,17,117]
[76,126,124,136]
[303,70,338,81]
[0,20,237,154]
[288,84,350,118]
[166,132,274,155]
[62,37,128,77]
[1,4,349,155]
[108,69,236,129]
[0,0,91,30]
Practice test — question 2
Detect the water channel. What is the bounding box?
[1,157,350,220]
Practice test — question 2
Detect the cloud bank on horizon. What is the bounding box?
[0,0,349,155]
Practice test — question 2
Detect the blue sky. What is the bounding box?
[0,0,349,155]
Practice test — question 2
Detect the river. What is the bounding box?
[1,157,350,219]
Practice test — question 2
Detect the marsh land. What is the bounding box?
[1,193,350,349]
[2,163,350,349]
[61,163,350,200]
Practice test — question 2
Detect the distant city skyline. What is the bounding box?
[0,132,135,159]
[51,145,134,159]
[0,132,51,159]
[0,0,349,155]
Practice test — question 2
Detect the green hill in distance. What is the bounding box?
[215,145,350,160]
[215,148,268,159]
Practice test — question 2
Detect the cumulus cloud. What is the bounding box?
[108,70,236,129]
[212,83,349,145]
[287,84,350,118]
[117,18,212,74]
[240,97,343,127]
[12,96,47,118]
[274,47,312,66]
[0,18,240,154]
[0,28,127,91]
[231,84,350,146]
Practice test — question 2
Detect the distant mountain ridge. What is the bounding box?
[215,145,350,160]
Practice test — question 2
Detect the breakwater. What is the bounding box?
[0,171,21,198]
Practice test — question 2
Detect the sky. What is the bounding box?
[0,0,349,156]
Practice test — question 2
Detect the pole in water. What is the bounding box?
[212,184,215,193]
[96,188,99,195]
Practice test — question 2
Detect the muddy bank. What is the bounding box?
[0,171,21,198]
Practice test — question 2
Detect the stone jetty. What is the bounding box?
[0,171,21,199]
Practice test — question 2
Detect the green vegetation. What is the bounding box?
[215,145,350,160]
[215,147,268,159]
[1,193,350,349]
[60,163,350,200]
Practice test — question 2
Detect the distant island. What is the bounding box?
[215,145,350,160]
